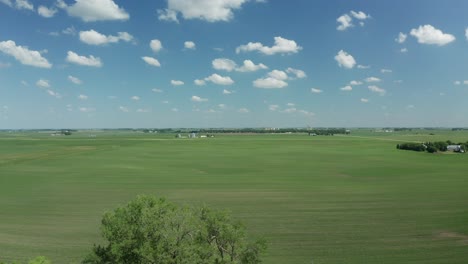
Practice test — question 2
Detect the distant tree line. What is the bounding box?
[397,140,468,153]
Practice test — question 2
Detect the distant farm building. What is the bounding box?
[189,131,198,138]
[447,145,464,153]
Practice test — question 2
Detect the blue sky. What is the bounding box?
[1,0,468,129]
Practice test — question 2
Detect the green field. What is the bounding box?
[1,130,467,263]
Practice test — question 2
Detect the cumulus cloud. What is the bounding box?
[268,70,288,80]
[238,108,249,113]
[365,77,381,82]
[204,73,234,85]
[349,80,362,85]
[360,98,369,103]
[150,39,163,53]
[157,0,249,23]
[0,0,33,10]
[357,64,370,69]
[152,88,163,93]
[253,77,288,89]
[78,94,88,100]
[223,89,233,94]
[142,56,161,67]
[79,30,133,45]
[194,79,206,86]
[131,96,140,101]
[350,10,370,20]
[286,67,306,79]
[38,5,57,18]
[0,40,52,68]
[340,85,352,91]
[311,88,322,93]
[212,58,237,71]
[410,25,455,46]
[236,36,302,55]
[46,89,61,99]
[191,95,208,102]
[171,80,184,86]
[36,79,50,88]
[184,41,196,49]
[335,50,356,69]
[236,60,267,72]
[395,32,407,43]
[59,0,129,22]
[368,85,386,95]
[68,75,82,84]
[66,51,102,67]
[337,14,352,31]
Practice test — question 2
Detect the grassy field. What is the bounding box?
[0,130,467,263]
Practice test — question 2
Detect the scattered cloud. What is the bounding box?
[79,30,133,45]
[253,77,288,89]
[454,81,461,85]
[62,26,77,35]
[238,108,249,113]
[46,89,61,99]
[194,79,206,86]
[360,98,369,103]
[212,58,237,71]
[157,0,249,23]
[368,85,386,95]
[410,25,455,46]
[340,85,352,91]
[131,96,140,101]
[350,10,370,20]
[236,60,267,72]
[286,67,306,79]
[68,75,82,84]
[184,41,196,49]
[381,69,392,73]
[349,80,362,85]
[171,107,178,112]
[36,79,50,88]
[66,51,102,67]
[400,48,408,53]
[171,80,184,86]
[150,39,163,53]
[311,88,322,93]
[59,0,129,22]
[0,0,33,10]
[191,95,208,102]
[365,77,381,82]
[357,64,370,69]
[395,32,407,43]
[137,108,151,113]
[268,70,288,80]
[152,88,163,93]
[337,14,352,31]
[204,73,234,85]
[119,106,129,112]
[0,40,52,68]
[142,56,161,67]
[269,104,279,111]
[79,107,95,112]
[78,94,88,100]
[335,50,356,69]
[38,5,57,18]
[466,28,468,41]
[236,36,302,55]
[223,89,233,94]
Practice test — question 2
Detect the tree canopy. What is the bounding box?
[82,195,266,264]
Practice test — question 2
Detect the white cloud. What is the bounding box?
[350,11,370,20]
[395,32,407,43]
[286,67,306,79]
[236,36,302,55]
[381,69,392,73]
[410,25,455,46]
[287,103,295,107]
[204,73,234,85]
[368,85,386,95]
[269,104,279,111]
[46,89,61,99]
[360,98,369,103]
[79,107,95,112]
[158,0,248,23]
[152,88,163,93]
[454,81,461,85]
[1,0,33,10]
[400,48,408,53]
[191,95,208,102]
[119,106,129,112]
[68,75,82,84]
[466,28,468,41]
[236,60,267,72]
[212,58,236,71]
[340,85,352,91]
[357,64,370,69]
[131,96,140,101]
[253,77,288,89]
[268,70,288,80]
[194,79,206,86]
[238,108,249,113]
[349,80,362,85]
[36,79,50,88]
[184,41,196,49]
[464,80,468,85]
[223,89,233,94]
[150,39,163,53]
[62,26,77,35]
[142,56,161,67]
[335,50,356,69]
[66,51,102,67]
[137,108,151,113]
[281,107,297,114]
[171,107,178,112]
[337,14,352,31]
[79,30,133,45]
[78,94,88,100]
[311,88,322,93]
[0,40,52,68]
[365,77,381,82]
[38,5,57,18]
[61,0,129,22]
[171,80,184,86]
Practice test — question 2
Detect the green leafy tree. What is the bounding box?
[0,256,51,264]
[82,195,266,264]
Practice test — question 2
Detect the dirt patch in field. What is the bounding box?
[436,231,468,245]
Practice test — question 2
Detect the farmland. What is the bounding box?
[0,130,467,263]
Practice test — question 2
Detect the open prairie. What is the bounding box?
[1,130,467,263]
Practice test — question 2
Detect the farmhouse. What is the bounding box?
[447,145,464,152]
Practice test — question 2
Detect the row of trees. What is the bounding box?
[2,196,266,264]
[397,140,468,153]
